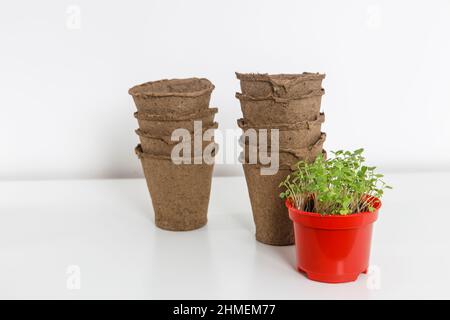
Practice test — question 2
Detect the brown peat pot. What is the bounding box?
[236,72,325,98]
[242,164,295,246]
[236,89,324,124]
[240,133,327,167]
[129,78,215,115]
[134,107,218,136]
[237,113,325,148]
[135,144,217,231]
[136,122,218,156]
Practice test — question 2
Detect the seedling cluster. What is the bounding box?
[280,149,391,215]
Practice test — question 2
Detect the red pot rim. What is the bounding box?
[286,196,381,230]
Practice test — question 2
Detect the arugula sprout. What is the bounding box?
[280,149,391,215]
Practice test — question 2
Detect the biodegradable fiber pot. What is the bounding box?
[135,144,216,231]
[236,72,325,98]
[240,150,327,172]
[136,122,218,155]
[243,164,294,245]
[129,78,215,115]
[241,133,327,167]
[134,107,218,136]
[238,113,325,148]
[236,89,324,124]
[286,197,381,283]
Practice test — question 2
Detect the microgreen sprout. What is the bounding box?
[280,149,391,215]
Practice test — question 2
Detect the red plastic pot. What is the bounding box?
[286,196,381,283]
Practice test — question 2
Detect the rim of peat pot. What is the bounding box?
[286,196,382,283]
[286,196,381,230]
[128,78,214,98]
[235,72,326,82]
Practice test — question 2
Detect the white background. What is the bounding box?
[1,0,450,180]
[2,1,450,300]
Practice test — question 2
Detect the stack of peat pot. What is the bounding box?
[236,72,326,245]
[129,78,218,231]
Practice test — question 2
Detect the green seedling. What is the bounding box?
[280,149,391,215]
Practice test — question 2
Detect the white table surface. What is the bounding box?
[1,172,449,299]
